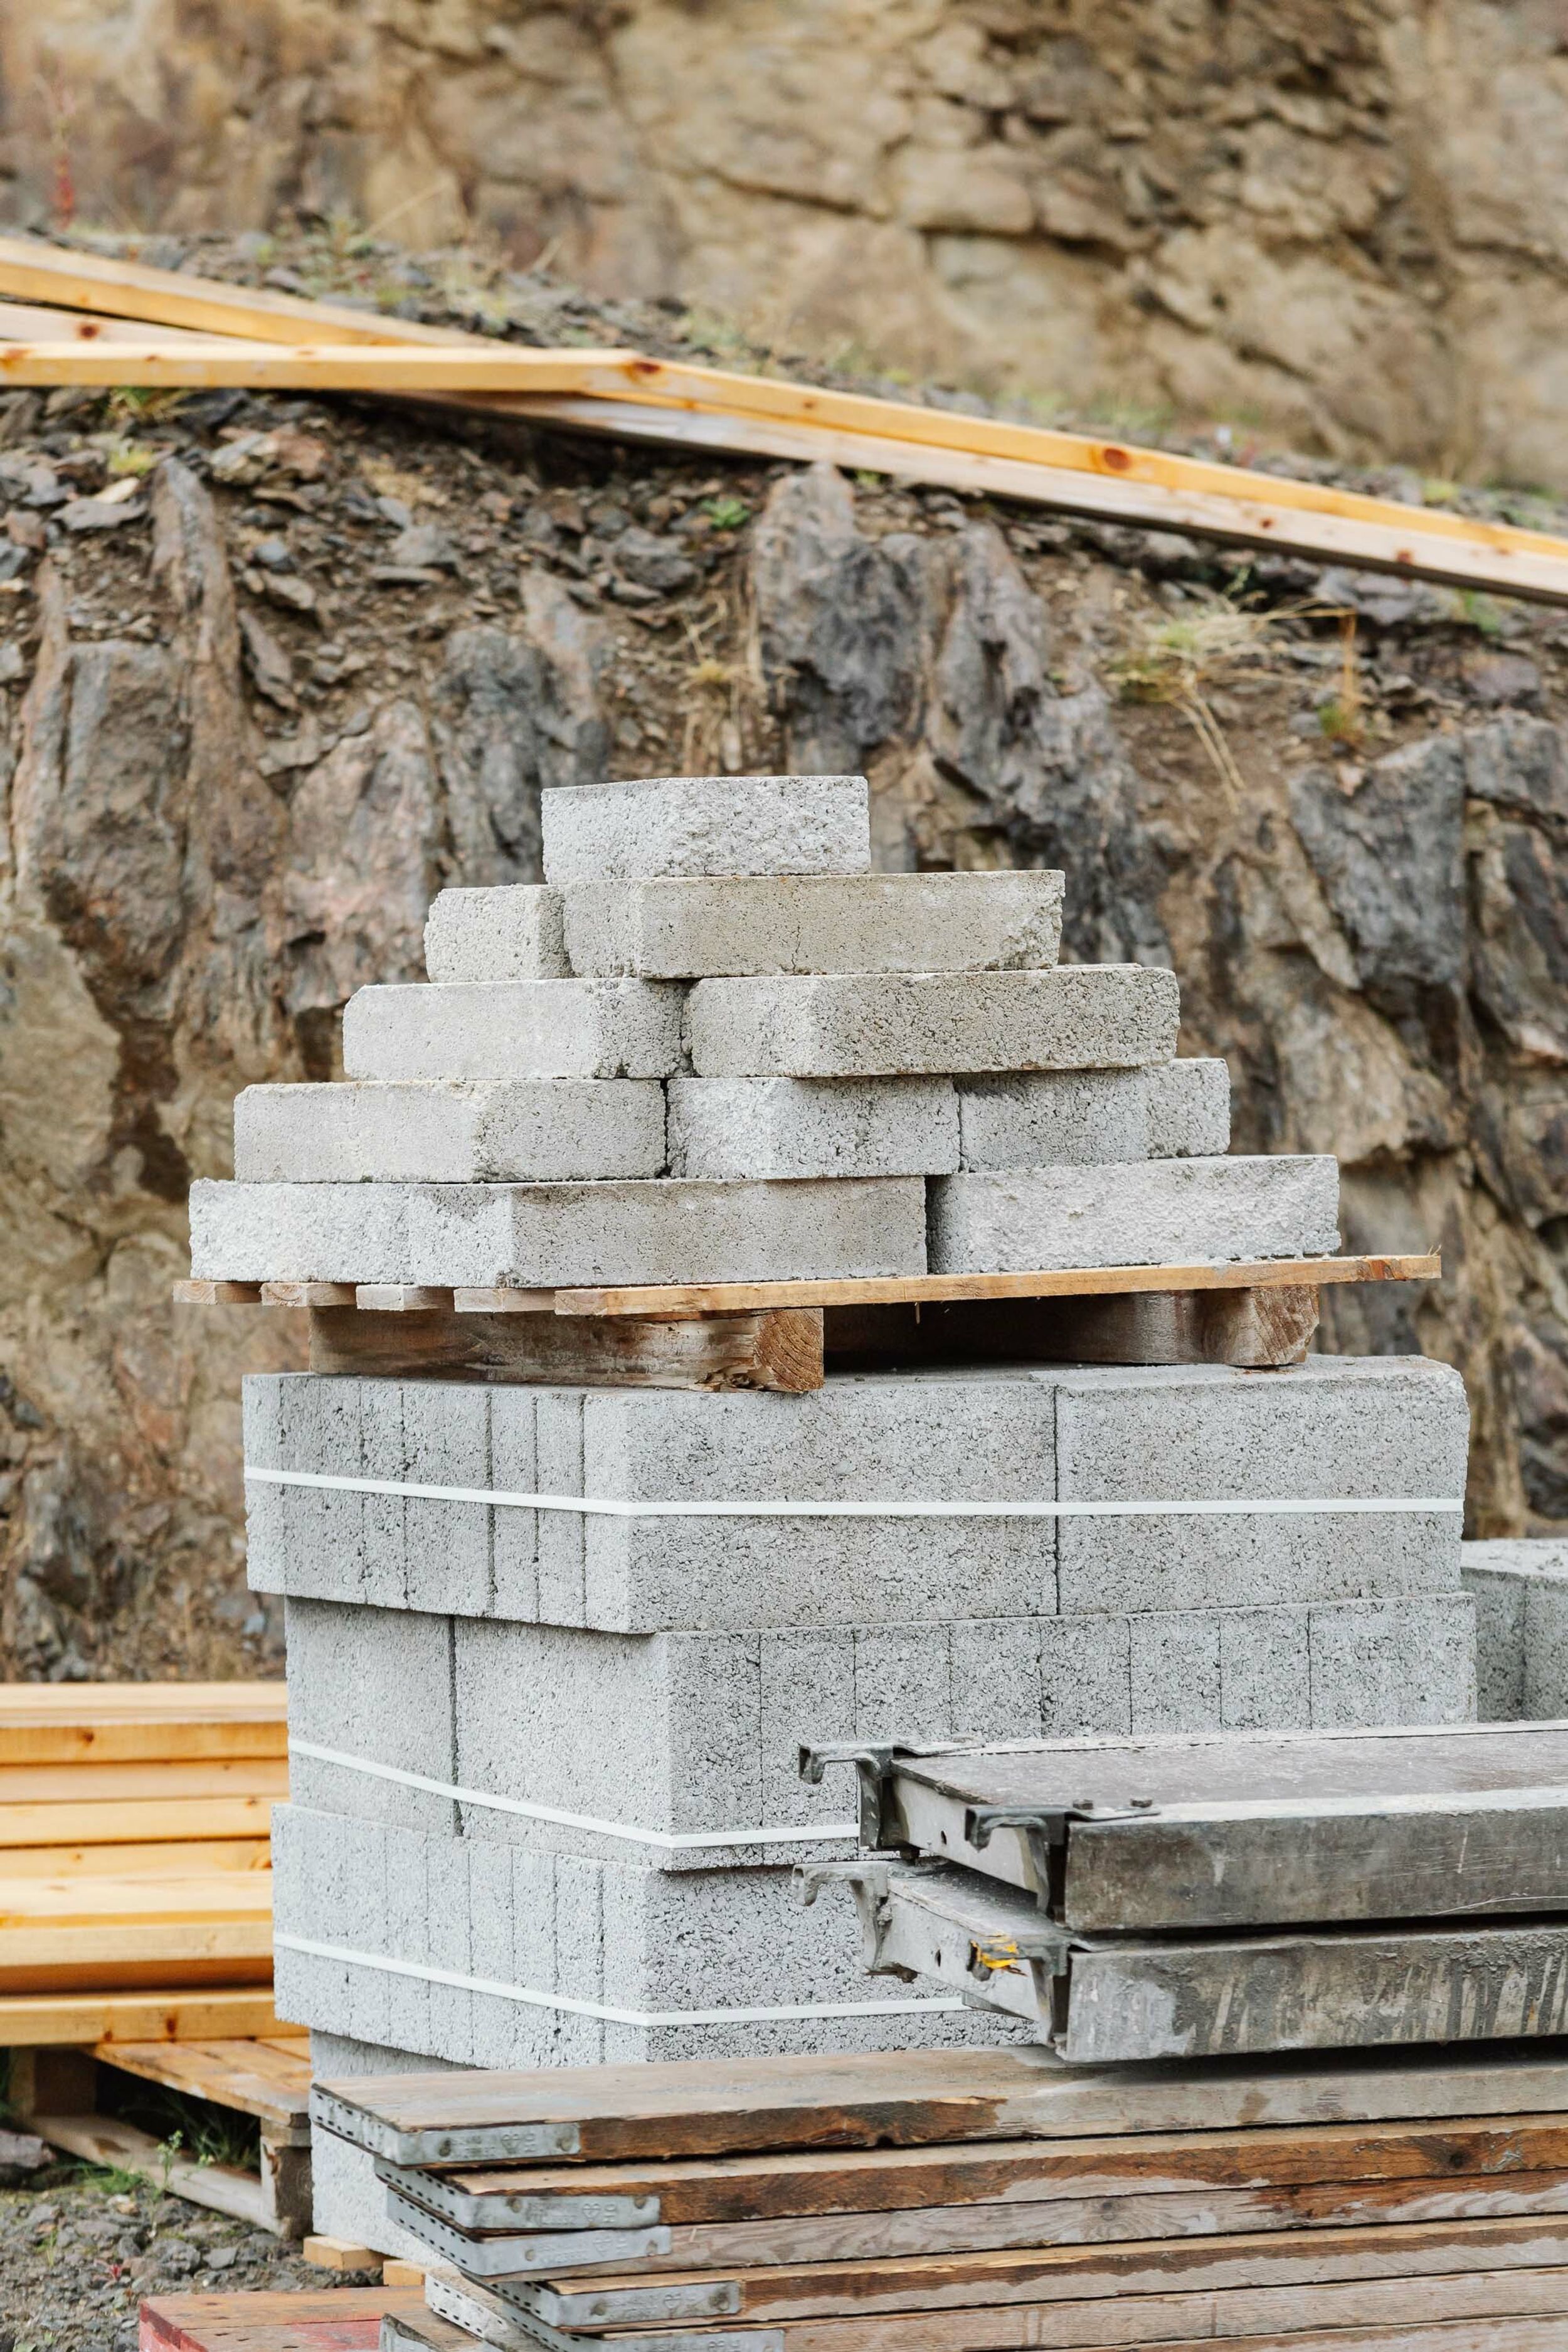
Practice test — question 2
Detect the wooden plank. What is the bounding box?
[142,2293,429,2352]
[0,1984,283,2045]
[308,1305,825,1392]
[354,1285,455,1313]
[0,1757,289,1800]
[172,1279,263,1305]
[526,2215,1568,2328]
[388,2170,1568,2279]
[0,1837,271,1874]
[260,1281,356,1308]
[553,1253,1439,1317]
[313,2042,1568,2168]
[0,1798,280,1846]
[824,1287,1318,1370]
[410,2113,1568,2228]
[452,1289,564,1313]
[0,1681,285,1722]
[95,2035,310,2136]
[0,336,635,391]
[33,2109,270,2227]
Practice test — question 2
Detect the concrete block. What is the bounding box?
[1131,1611,1222,1735]
[665,1076,958,1179]
[541,774,871,882]
[956,1061,1229,1170]
[284,1598,458,1836]
[1462,1539,1568,1720]
[250,1369,1056,1631]
[559,871,1064,978]
[1308,1594,1476,1726]
[1217,1606,1315,1731]
[273,1803,1022,2069]
[342,980,685,1083]
[1052,1357,1468,1617]
[307,2032,463,2265]
[1147,1058,1232,1157]
[233,1079,667,1183]
[687,966,1180,1078]
[198,1172,926,1286]
[425,886,568,983]
[929,1155,1340,1274]
[191,1179,410,1283]
[401,1175,927,1289]
[1036,1616,1133,1739]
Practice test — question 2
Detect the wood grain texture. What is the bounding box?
[307,1305,825,1391]
[141,2290,428,2351]
[823,1287,1318,1369]
[97,2035,310,2136]
[0,1984,283,2045]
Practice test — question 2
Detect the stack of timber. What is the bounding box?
[5,233,1568,604]
[0,1682,311,2234]
[307,2042,1568,2351]
[798,1720,1568,2060]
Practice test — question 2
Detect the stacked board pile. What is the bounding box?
[184,773,1476,2257]
[799,1721,1568,2060]
[308,2042,1568,2352]
[0,1681,285,2045]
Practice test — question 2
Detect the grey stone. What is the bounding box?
[247,1369,1056,1631]
[688,966,1179,1078]
[1461,1537,1568,1719]
[666,1076,958,1178]
[956,1060,1229,1170]
[1307,1594,1477,1727]
[930,1154,1340,1274]
[273,1803,1021,2067]
[424,886,567,982]
[195,1172,926,1286]
[559,871,1064,978]
[342,978,685,1082]
[541,775,871,882]
[1053,1357,1468,1617]
[234,1079,667,1182]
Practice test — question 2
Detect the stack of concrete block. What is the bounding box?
[1463,1538,1568,1717]
[192,772,1343,1286]
[191,774,1476,2254]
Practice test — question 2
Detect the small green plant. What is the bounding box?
[702,496,750,531]
[1456,588,1505,637]
[853,470,887,490]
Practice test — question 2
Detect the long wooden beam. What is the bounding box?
[2,235,1567,603]
[0,338,633,392]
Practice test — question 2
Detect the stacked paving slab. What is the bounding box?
[193,775,1475,2256]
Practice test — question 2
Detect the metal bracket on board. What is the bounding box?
[797,1742,908,1849]
[793,1859,926,1982]
[963,1795,1159,1909]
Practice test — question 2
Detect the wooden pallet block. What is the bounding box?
[16,2034,312,2237]
[140,2291,427,2351]
[307,1303,827,1391]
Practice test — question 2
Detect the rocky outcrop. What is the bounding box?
[9,5,1568,482]
[1,379,1567,1675]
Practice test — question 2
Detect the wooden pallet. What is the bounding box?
[15,2032,312,2237]
[172,1254,1438,1391]
[140,2289,426,2351]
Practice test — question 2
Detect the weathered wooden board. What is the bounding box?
[100,2034,310,2136]
[517,2215,1568,2329]
[401,2113,1568,2228]
[142,2290,429,2352]
[311,2042,1568,2168]
[386,2169,1568,2279]
[307,1305,825,1392]
[824,1286,1318,1370]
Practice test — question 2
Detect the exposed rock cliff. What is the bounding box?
[1,305,1566,1677]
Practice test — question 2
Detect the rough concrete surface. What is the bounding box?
[542,774,871,881]
[930,1154,1341,1272]
[342,978,686,1081]
[956,1061,1231,1169]
[425,885,568,982]
[666,1074,958,1178]
[235,1077,667,1182]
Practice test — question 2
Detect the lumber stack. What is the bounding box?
[306,2042,1568,2351]
[0,1681,285,2043]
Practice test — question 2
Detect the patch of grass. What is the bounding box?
[703,496,750,531]
[1457,588,1506,637]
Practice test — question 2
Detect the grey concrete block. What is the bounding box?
[284,1597,458,1836]
[250,1369,1056,1631]
[687,966,1179,1078]
[343,979,686,1082]
[401,1175,927,1289]
[274,1803,1023,2068]
[1131,1610,1222,1735]
[1053,1357,1468,1618]
[666,1076,958,1179]
[1217,1606,1315,1731]
[199,1172,926,1286]
[308,2031,460,2264]
[1147,1058,1232,1157]
[1462,1539,1568,1720]
[541,774,871,882]
[956,1061,1229,1170]
[425,886,568,983]
[233,1079,667,1182]
[1037,1616,1133,1739]
[1308,1594,1477,1727]
[930,1155,1340,1274]
[560,871,1064,978]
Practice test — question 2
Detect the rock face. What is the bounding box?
[8,4,1568,482]
[1,379,1566,1677]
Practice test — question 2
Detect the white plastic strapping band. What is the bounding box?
[246,1467,1461,1520]
[273,1933,965,2026]
[289,1739,858,1851]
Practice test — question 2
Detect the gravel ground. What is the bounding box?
[0,2168,381,2349]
